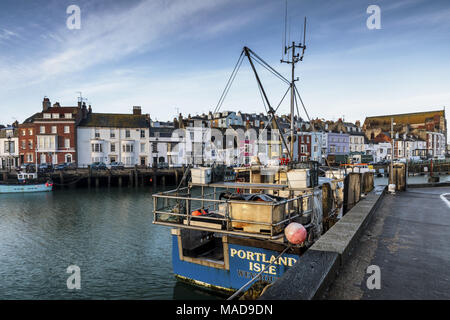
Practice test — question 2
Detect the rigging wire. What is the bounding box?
[213,50,245,114]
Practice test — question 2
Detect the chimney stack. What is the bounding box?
[53,102,61,108]
[42,97,51,111]
[133,106,142,115]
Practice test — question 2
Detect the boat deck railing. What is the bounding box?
[152,183,315,240]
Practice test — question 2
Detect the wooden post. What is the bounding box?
[135,169,138,188]
[129,171,133,187]
[95,177,100,188]
[59,171,64,187]
[118,176,122,187]
[343,173,361,214]
[162,175,166,188]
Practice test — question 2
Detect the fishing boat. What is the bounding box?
[153,161,343,294]
[152,34,347,297]
[0,172,53,193]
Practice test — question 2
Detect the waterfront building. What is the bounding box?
[150,120,179,167]
[426,131,446,158]
[0,125,20,169]
[296,131,322,162]
[77,106,150,167]
[365,142,392,163]
[326,132,350,156]
[349,132,365,153]
[19,98,83,166]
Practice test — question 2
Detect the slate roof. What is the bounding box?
[78,113,150,128]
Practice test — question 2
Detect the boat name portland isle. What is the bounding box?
[230,248,297,276]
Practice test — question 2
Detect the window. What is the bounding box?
[123,144,134,153]
[43,113,51,119]
[91,143,102,153]
[21,140,26,149]
[65,113,72,119]
[64,126,70,133]
[40,126,45,134]
[29,129,33,135]
[52,113,59,119]
[111,143,116,152]
[51,126,57,134]
[140,130,145,138]
[22,130,26,136]
[27,153,33,162]
[110,129,115,138]
[140,143,145,153]
[64,139,70,148]
[152,143,157,153]
[28,139,33,149]
[95,129,100,138]
[125,129,130,138]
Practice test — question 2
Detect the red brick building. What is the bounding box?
[19,98,85,165]
[298,133,311,162]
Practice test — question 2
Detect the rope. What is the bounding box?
[227,244,292,300]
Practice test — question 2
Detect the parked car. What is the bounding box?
[39,163,53,172]
[157,162,169,169]
[110,162,124,170]
[19,163,36,173]
[55,162,77,171]
[66,162,77,170]
[55,163,67,171]
[91,162,107,170]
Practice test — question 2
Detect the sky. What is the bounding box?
[0,0,449,128]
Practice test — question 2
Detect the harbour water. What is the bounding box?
[1,174,448,300]
[0,186,220,300]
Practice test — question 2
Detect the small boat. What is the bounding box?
[0,172,53,194]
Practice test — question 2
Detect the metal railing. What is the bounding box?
[152,185,314,240]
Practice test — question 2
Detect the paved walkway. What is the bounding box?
[323,186,450,299]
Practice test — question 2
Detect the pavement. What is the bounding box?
[322,186,450,300]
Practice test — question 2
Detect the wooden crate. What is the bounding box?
[229,201,285,235]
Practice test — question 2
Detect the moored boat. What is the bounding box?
[0,172,53,194]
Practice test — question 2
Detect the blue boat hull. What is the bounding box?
[171,233,299,292]
[0,183,53,193]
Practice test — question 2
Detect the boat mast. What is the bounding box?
[281,16,307,161]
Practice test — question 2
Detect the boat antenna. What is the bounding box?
[280,16,307,161]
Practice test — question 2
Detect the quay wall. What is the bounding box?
[0,167,186,189]
[260,186,386,300]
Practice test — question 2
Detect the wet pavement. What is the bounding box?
[323,186,450,300]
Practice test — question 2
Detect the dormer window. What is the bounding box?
[52,113,59,119]
[65,113,72,119]
[43,113,51,119]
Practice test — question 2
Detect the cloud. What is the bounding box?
[0,28,19,41]
[0,0,266,89]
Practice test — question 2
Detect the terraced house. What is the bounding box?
[19,97,84,166]
[77,106,151,167]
